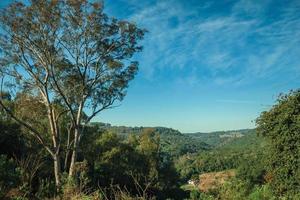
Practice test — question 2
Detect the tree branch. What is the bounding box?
[0,98,54,157]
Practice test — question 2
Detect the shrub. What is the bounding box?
[0,155,20,198]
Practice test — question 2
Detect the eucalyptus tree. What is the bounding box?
[0,0,145,188]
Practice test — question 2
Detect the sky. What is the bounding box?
[1,0,300,132]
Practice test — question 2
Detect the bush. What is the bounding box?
[248,185,275,200]
[35,178,56,199]
[0,154,20,198]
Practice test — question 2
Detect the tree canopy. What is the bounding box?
[256,90,300,197]
[0,0,145,188]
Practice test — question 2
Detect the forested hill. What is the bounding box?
[89,122,211,157]
[186,129,257,148]
[88,123,260,157]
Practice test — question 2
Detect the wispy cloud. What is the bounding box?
[109,0,300,87]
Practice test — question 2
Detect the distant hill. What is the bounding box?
[88,123,264,157]
[89,122,211,157]
[186,129,257,148]
[215,129,266,151]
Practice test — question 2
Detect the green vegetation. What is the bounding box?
[92,123,211,158]
[0,0,299,199]
[187,129,256,147]
[1,80,300,200]
[0,118,188,199]
[0,155,20,198]
[0,0,145,188]
[178,90,300,200]
[256,90,300,198]
[175,129,265,181]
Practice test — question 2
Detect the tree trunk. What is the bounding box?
[64,150,70,172]
[69,101,83,179]
[53,154,61,189]
[68,128,79,178]
[68,151,76,178]
[64,124,72,171]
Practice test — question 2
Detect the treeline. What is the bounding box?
[95,124,211,157]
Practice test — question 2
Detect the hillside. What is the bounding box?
[89,122,211,157]
[175,129,266,183]
[89,123,264,157]
[186,129,259,148]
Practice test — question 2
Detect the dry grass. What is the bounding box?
[198,170,236,192]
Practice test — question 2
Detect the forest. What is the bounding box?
[0,0,299,200]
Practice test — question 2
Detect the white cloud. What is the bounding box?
[119,0,300,86]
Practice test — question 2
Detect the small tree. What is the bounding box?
[256,90,300,197]
[0,0,145,188]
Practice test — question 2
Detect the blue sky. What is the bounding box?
[1,0,300,132]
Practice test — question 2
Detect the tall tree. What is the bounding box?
[256,90,300,197]
[0,0,145,188]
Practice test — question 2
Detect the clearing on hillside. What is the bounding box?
[199,170,236,192]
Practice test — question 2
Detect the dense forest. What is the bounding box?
[0,0,299,200]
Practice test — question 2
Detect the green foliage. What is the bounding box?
[93,132,147,189]
[217,130,265,151]
[190,189,201,200]
[79,128,186,199]
[175,154,196,181]
[247,185,276,200]
[217,178,252,199]
[1,89,300,199]
[187,129,254,147]
[95,123,211,158]
[236,150,266,186]
[160,130,210,158]
[0,121,24,158]
[35,178,56,199]
[198,192,215,200]
[0,155,20,198]
[211,179,277,200]
[256,90,300,197]
[176,149,248,181]
[200,90,300,200]
[0,0,145,189]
